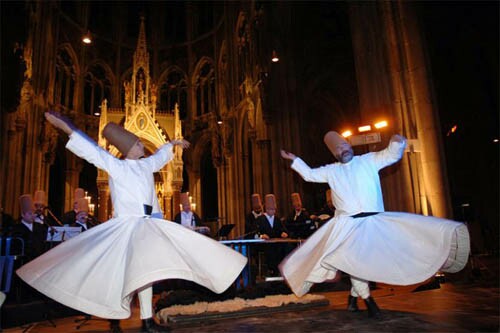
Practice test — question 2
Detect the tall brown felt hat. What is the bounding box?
[180,193,190,208]
[19,194,34,214]
[74,188,85,200]
[264,194,277,210]
[323,131,349,155]
[75,198,89,213]
[251,194,262,209]
[291,192,302,207]
[33,190,46,205]
[102,122,140,156]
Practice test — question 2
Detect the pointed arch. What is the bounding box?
[83,62,114,115]
[158,66,188,116]
[85,59,115,86]
[55,44,79,110]
[57,43,80,74]
[192,57,216,117]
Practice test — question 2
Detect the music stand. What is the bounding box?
[46,226,81,242]
[215,224,235,240]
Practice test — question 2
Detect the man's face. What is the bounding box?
[252,202,262,212]
[34,203,44,214]
[76,211,88,223]
[126,140,145,160]
[265,207,276,216]
[21,211,35,224]
[182,204,191,212]
[333,142,354,163]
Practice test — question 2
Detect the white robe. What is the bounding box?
[17,131,247,319]
[280,141,470,297]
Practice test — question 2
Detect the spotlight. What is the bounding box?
[82,31,92,44]
[374,120,388,129]
[271,50,279,63]
[358,125,371,132]
[341,130,352,138]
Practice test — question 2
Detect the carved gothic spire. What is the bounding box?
[134,15,149,69]
[132,16,150,105]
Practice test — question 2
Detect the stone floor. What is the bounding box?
[3,257,499,333]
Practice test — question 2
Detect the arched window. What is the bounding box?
[84,64,112,115]
[194,62,215,117]
[159,69,188,119]
[54,49,76,110]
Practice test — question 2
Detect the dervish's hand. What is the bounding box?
[280,149,296,161]
[171,139,190,149]
[281,232,288,238]
[45,111,75,135]
[390,134,407,145]
[260,234,270,240]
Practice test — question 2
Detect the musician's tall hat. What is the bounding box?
[264,194,277,210]
[33,190,47,206]
[251,193,262,211]
[19,194,34,214]
[75,198,89,213]
[180,193,190,210]
[74,188,85,201]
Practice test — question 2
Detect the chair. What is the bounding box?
[0,237,24,294]
[0,237,25,331]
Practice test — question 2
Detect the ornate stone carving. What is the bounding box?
[123,81,131,103]
[222,117,235,158]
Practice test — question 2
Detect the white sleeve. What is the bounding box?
[66,131,120,176]
[143,142,174,173]
[370,140,406,170]
[291,158,331,183]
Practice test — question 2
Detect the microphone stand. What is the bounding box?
[43,207,62,250]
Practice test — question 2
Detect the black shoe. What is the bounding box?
[141,318,169,333]
[109,319,123,333]
[347,295,359,312]
[364,296,381,318]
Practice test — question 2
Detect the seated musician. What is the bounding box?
[312,189,336,228]
[33,190,58,227]
[285,192,316,239]
[244,193,263,239]
[71,198,94,232]
[10,194,47,262]
[255,194,288,276]
[10,195,48,302]
[62,187,85,225]
[174,193,209,235]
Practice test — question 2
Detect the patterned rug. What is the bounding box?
[157,293,329,324]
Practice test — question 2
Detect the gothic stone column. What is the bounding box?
[349,1,451,217]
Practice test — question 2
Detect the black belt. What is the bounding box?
[351,212,379,218]
[143,204,153,216]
